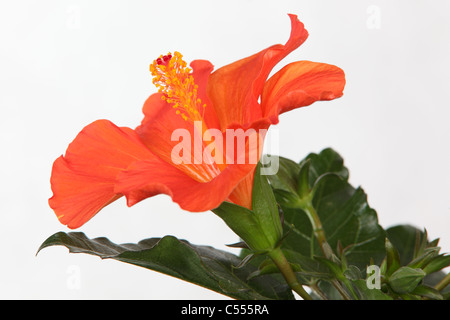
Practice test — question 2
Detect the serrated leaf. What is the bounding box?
[38,232,294,300]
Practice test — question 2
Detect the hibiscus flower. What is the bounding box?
[49,14,345,229]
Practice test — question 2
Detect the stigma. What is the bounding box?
[150,51,206,122]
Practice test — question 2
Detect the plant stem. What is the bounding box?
[302,204,329,257]
[310,282,328,300]
[341,278,360,300]
[331,280,352,300]
[268,247,313,300]
[298,200,358,300]
[435,272,450,292]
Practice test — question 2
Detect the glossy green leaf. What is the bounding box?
[37,232,294,300]
[268,148,386,271]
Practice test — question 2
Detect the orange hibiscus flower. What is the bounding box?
[49,14,346,229]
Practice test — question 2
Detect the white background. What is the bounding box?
[0,0,449,299]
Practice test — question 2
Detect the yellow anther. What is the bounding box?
[150,51,205,123]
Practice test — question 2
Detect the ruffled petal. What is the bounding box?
[48,120,155,229]
[206,14,309,130]
[261,60,346,124]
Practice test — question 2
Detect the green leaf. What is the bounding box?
[344,265,362,281]
[388,266,426,294]
[385,238,401,277]
[283,249,334,282]
[269,149,386,271]
[408,247,440,269]
[251,162,283,247]
[38,232,294,300]
[296,159,311,198]
[411,285,443,300]
[314,256,344,280]
[386,225,425,266]
[423,255,450,275]
[213,201,273,252]
[265,156,301,195]
[352,279,393,300]
[301,148,349,184]
[213,162,282,252]
[386,224,450,294]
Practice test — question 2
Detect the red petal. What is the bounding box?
[190,59,220,130]
[136,93,222,183]
[206,14,308,130]
[261,61,346,123]
[135,94,264,209]
[115,160,257,212]
[227,168,256,209]
[49,120,155,229]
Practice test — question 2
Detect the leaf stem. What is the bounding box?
[435,272,450,292]
[268,247,312,300]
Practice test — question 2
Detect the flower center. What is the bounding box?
[150,51,206,122]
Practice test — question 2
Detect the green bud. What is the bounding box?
[388,266,426,294]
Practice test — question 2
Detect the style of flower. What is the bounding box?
[49,14,346,229]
